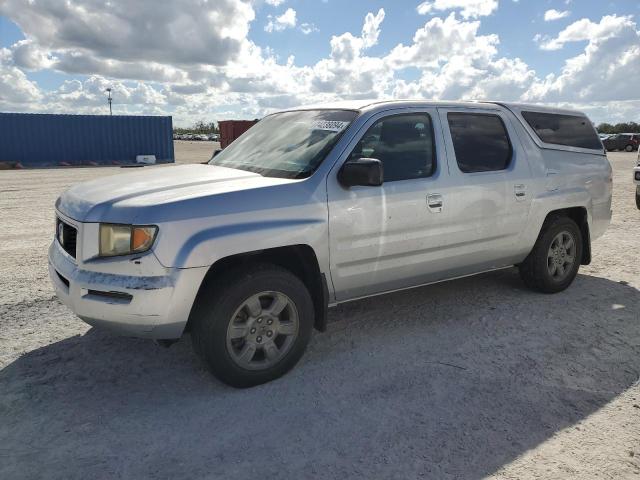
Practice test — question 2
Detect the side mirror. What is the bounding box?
[338,158,384,187]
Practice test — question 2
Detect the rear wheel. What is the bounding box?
[191,264,314,388]
[636,190,640,210]
[519,216,583,293]
[625,144,634,152]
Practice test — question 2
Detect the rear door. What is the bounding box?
[436,107,533,267]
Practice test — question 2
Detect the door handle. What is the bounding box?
[427,193,443,213]
[514,184,527,201]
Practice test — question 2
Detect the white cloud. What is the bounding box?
[417,0,498,19]
[538,14,634,50]
[51,76,166,112]
[0,49,43,109]
[264,8,297,33]
[544,9,570,21]
[309,9,390,98]
[9,40,55,70]
[300,23,319,35]
[327,8,385,63]
[361,9,386,48]
[387,14,533,101]
[0,0,255,68]
[386,13,499,71]
[526,15,640,103]
[0,1,638,126]
[567,100,640,124]
[265,0,285,5]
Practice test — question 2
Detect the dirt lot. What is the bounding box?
[174,140,220,164]
[1,145,639,479]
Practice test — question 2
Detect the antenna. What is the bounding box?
[105,88,113,116]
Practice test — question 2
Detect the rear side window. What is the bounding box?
[447,113,512,173]
[521,111,602,150]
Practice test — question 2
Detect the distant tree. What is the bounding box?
[173,121,219,135]
[596,123,615,134]
[618,122,632,133]
[596,122,640,134]
[628,121,640,133]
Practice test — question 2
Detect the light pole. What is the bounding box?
[105,88,112,115]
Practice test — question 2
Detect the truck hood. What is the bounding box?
[56,164,296,222]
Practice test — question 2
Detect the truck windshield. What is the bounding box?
[209,109,358,178]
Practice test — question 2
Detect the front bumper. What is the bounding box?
[48,239,207,339]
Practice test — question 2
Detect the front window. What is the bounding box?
[209,110,358,178]
[347,113,436,182]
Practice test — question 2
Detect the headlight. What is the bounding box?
[99,224,158,257]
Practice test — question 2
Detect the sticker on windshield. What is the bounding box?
[311,120,349,132]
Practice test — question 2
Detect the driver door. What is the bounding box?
[326,108,452,301]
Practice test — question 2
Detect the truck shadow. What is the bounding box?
[1,269,639,479]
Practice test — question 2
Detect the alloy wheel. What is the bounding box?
[226,291,299,370]
[547,231,576,280]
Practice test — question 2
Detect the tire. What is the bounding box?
[636,191,640,210]
[519,215,583,294]
[191,264,314,388]
[625,144,634,152]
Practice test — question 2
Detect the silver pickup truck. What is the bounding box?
[49,100,612,387]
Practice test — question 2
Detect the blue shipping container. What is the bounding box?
[0,113,174,167]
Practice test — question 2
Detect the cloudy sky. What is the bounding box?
[1,0,639,126]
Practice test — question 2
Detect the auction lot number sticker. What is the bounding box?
[312,120,350,132]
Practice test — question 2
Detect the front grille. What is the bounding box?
[56,218,77,259]
[87,290,133,302]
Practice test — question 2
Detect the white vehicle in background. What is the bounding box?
[49,100,612,387]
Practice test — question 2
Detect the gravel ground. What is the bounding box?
[1,146,639,479]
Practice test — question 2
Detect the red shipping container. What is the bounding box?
[219,120,259,148]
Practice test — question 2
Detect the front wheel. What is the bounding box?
[636,190,640,209]
[191,264,314,388]
[519,216,583,293]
